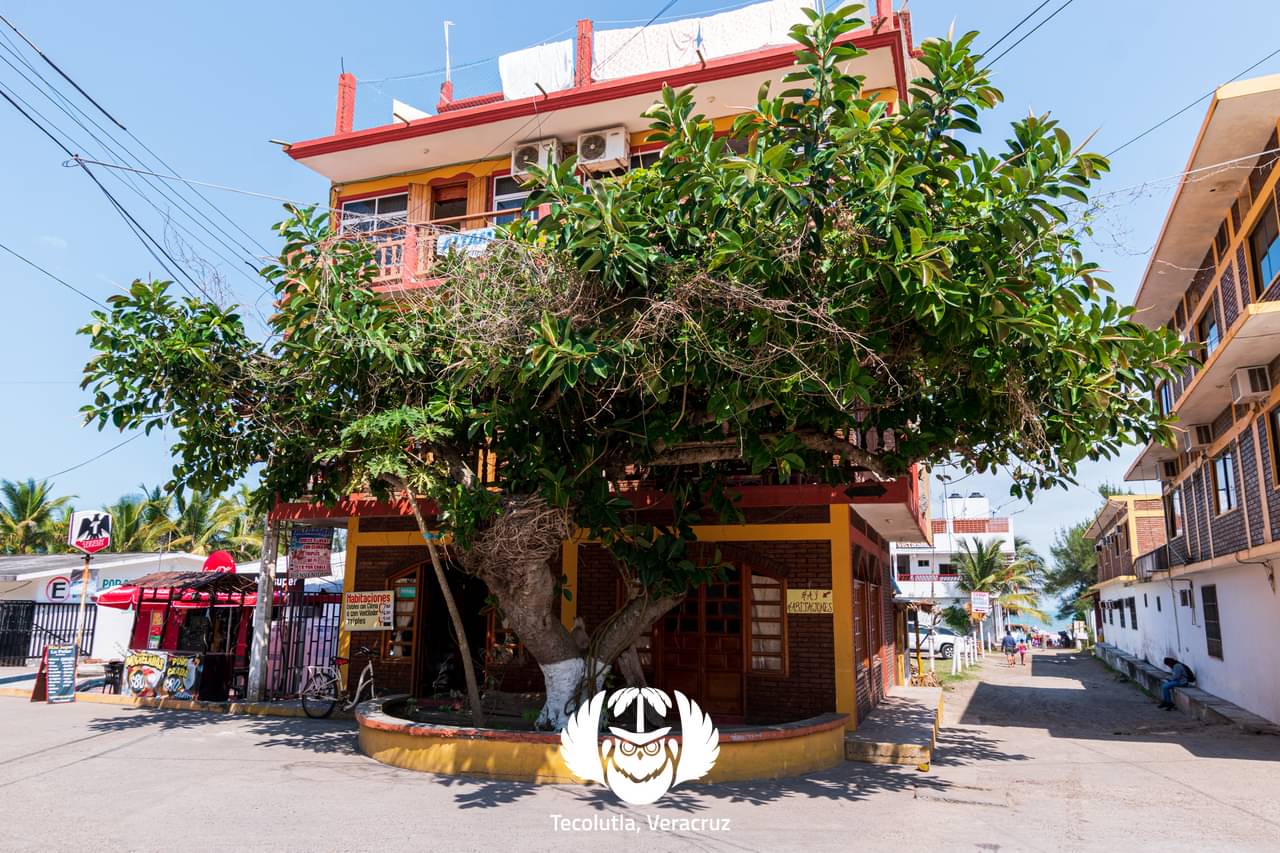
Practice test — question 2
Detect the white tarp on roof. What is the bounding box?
[592,0,816,82]
[498,38,575,101]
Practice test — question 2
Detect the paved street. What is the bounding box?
[2,649,1278,852]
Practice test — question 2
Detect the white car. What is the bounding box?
[906,624,958,659]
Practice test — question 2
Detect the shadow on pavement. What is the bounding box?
[83,708,359,755]
[956,651,1280,761]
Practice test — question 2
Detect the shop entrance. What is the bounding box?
[654,569,745,719]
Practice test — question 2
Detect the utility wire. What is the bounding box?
[1106,45,1280,158]
[981,0,1054,55]
[0,82,209,299]
[0,239,106,308]
[0,14,125,129]
[985,0,1077,68]
[38,434,143,481]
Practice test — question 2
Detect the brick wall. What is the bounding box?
[1240,426,1266,548]
[358,516,419,532]
[1134,515,1166,557]
[1238,245,1252,309]
[1222,258,1240,327]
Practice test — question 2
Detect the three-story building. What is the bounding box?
[272,0,930,728]
[1124,73,1280,723]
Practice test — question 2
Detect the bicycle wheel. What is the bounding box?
[300,674,338,719]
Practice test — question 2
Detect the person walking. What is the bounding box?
[1001,629,1017,667]
[1158,657,1194,710]
[1017,636,1028,666]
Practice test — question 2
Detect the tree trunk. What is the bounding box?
[396,483,486,727]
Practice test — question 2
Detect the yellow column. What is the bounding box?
[338,517,358,684]
[560,538,579,631]
[829,504,857,731]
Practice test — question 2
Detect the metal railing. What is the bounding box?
[1134,544,1169,579]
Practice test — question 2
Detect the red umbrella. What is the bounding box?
[202,550,236,573]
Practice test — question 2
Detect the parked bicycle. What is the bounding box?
[300,645,377,718]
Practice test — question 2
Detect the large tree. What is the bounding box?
[1045,521,1099,621]
[80,6,1187,727]
[0,478,72,554]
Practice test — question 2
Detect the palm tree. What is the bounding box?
[166,489,227,555]
[954,538,1047,627]
[106,492,175,553]
[0,478,73,553]
[212,485,262,561]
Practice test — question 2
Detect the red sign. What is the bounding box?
[67,510,112,555]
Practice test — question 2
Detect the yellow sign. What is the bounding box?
[343,590,395,631]
[786,588,833,614]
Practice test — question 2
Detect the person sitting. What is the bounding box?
[1158,656,1194,710]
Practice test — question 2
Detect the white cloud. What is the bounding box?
[39,235,68,250]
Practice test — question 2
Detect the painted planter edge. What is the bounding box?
[355,698,850,784]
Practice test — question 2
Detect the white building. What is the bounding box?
[892,492,1015,620]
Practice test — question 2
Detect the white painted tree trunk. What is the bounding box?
[536,657,610,730]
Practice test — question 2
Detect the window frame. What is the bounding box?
[748,570,787,675]
[1201,584,1223,659]
[338,190,409,235]
[1212,450,1239,515]
[1268,405,1280,490]
[383,565,421,661]
[1128,597,1137,630]
[1196,300,1221,359]
[1249,193,1280,299]
[1164,487,1184,539]
[491,174,532,225]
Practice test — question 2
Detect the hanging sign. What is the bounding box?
[146,610,164,649]
[30,644,78,704]
[67,509,112,555]
[343,590,395,631]
[287,528,334,578]
[786,588,834,614]
[970,591,991,614]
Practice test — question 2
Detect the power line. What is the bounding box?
[981,0,1054,55]
[985,0,1077,68]
[38,434,143,481]
[0,239,106,308]
[66,158,309,205]
[1106,45,1280,158]
[0,80,211,300]
[0,14,125,130]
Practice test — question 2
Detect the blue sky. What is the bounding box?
[1,0,1278,581]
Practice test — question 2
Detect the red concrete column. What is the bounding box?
[574,19,594,87]
[335,72,356,135]
[436,79,454,113]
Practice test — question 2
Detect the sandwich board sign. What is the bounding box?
[30,643,77,704]
[67,510,112,555]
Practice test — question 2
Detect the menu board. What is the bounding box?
[30,644,78,704]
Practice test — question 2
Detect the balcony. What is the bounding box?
[1134,544,1169,580]
[349,205,551,294]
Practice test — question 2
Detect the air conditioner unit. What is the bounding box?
[1180,424,1213,453]
[1230,365,1272,404]
[1160,460,1180,480]
[511,138,561,177]
[576,126,630,173]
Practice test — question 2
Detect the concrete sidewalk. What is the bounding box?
[844,686,943,769]
[1094,643,1280,736]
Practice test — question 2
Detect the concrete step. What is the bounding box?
[1094,643,1280,736]
[845,686,943,770]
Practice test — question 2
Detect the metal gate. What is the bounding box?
[264,581,342,698]
[0,602,96,665]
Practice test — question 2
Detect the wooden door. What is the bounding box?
[431,183,468,229]
[853,579,870,718]
[656,570,745,718]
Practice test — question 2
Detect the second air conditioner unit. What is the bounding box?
[511,138,562,177]
[1230,365,1272,404]
[576,126,630,173]
[1180,424,1214,453]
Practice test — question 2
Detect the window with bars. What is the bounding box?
[385,568,418,660]
[1213,451,1238,514]
[1201,584,1223,659]
[749,572,785,673]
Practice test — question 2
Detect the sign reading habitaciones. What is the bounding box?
[343,590,394,631]
[786,589,833,614]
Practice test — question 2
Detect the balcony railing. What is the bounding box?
[929,517,1011,535]
[1134,544,1169,580]
[347,205,550,292]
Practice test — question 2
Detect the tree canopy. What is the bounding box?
[79,5,1188,726]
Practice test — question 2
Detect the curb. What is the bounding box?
[0,686,351,720]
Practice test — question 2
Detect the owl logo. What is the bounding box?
[560,687,720,805]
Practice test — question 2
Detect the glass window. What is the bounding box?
[1201,584,1223,659]
[1128,597,1137,630]
[340,192,407,234]
[1159,382,1173,416]
[895,554,910,577]
[385,569,418,660]
[1164,488,1183,539]
[1213,452,1238,513]
[916,559,930,568]
[1270,406,1280,488]
[938,563,957,576]
[749,572,785,673]
[1250,198,1280,297]
[628,148,663,170]
[1196,303,1220,358]
[492,175,531,225]
[1214,221,1229,261]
